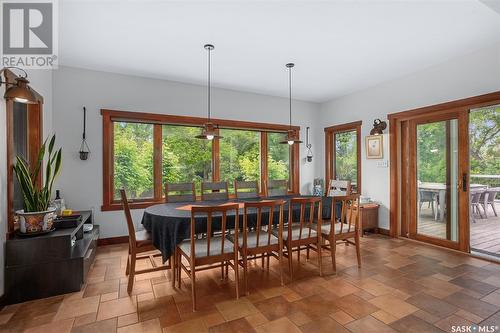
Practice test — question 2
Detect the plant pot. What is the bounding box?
[15,207,56,234]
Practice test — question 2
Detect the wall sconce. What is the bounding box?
[306,127,313,162]
[0,66,37,104]
[370,119,387,135]
[79,106,91,160]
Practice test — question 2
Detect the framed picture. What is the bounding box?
[365,135,383,159]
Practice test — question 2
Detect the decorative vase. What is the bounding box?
[15,207,56,234]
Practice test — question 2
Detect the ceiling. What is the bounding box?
[59,0,500,102]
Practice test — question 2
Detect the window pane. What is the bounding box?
[267,132,290,188]
[162,125,212,193]
[113,122,154,200]
[220,129,261,193]
[334,130,358,192]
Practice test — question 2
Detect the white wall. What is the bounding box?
[0,69,53,296]
[318,44,500,229]
[52,66,321,239]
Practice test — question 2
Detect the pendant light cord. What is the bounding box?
[207,47,211,122]
[288,66,292,128]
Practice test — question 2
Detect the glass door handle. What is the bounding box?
[462,173,467,192]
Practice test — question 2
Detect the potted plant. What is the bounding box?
[14,134,62,234]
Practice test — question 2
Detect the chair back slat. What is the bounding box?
[190,204,239,259]
[235,180,259,199]
[328,179,351,197]
[332,194,360,235]
[288,197,322,240]
[267,180,288,197]
[165,182,196,203]
[242,200,285,249]
[120,189,136,248]
[201,181,229,201]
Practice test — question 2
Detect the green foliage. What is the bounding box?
[416,106,499,187]
[334,131,357,182]
[113,122,154,199]
[469,107,500,182]
[13,134,62,212]
[113,123,291,197]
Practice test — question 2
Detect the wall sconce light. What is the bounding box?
[79,106,91,160]
[370,119,387,135]
[0,66,37,104]
[306,127,313,162]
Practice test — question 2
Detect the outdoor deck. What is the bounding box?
[417,202,500,257]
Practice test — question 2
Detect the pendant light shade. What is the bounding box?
[1,67,37,104]
[196,44,222,140]
[280,63,302,145]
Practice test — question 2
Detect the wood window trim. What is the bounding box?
[101,109,300,211]
[324,121,362,194]
[388,91,500,239]
[4,69,44,237]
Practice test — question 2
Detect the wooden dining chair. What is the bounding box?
[327,179,351,197]
[174,203,240,311]
[273,197,323,280]
[320,194,361,273]
[234,180,260,199]
[120,189,169,294]
[165,182,196,202]
[236,200,285,295]
[201,181,229,201]
[266,179,288,197]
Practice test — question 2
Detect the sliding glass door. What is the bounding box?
[407,112,469,250]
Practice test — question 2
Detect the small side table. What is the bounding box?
[351,203,380,236]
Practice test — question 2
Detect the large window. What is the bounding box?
[267,132,290,188]
[219,129,261,193]
[102,110,299,210]
[163,125,212,193]
[325,121,361,193]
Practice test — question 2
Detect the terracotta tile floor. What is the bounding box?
[1,235,500,332]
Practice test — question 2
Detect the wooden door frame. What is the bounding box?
[388,91,500,252]
[406,111,468,251]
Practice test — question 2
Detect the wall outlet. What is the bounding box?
[376,160,389,168]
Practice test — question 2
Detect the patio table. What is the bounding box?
[418,182,487,221]
[141,195,333,262]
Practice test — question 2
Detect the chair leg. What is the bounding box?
[332,237,337,273]
[287,245,293,281]
[297,245,301,264]
[278,247,284,287]
[266,252,270,271]
[243,251,249,295]
[355,232,361,268]
[177,251,182,289]
[221,261,225,280]
[317,241,323,277]
[125,255,130,276]
[306,245,310,260]
[261,254,265,270]
[171,252,176,288]
[491,203,498,217]
[191,266,197,312]
[127,252,136,294]
[234,253,240,299]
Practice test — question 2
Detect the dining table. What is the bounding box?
[141,195,334,262]
[418,182,487,221]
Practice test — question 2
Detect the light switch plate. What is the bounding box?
[376,160,389,168]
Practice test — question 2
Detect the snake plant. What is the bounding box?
[13,134,62,212]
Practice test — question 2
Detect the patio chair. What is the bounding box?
[470,190,484,223]
[481,188,499,217]
[327,179,351,197]
[266,180,288,197]
[418,190,437,220]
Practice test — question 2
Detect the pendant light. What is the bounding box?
[280,63,302,145]
[196,44,222,140]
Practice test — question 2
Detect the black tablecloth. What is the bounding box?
[141,195,333,262]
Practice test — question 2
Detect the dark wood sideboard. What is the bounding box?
[349,203,380,235]
[4,211,99,304]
